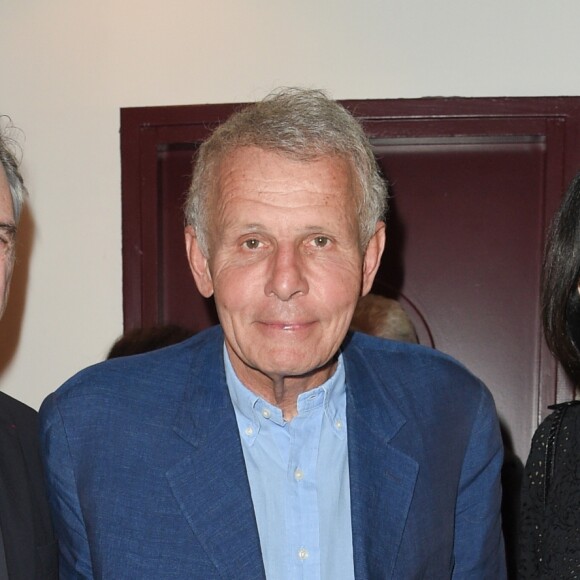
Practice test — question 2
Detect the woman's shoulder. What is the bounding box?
[519,400,580,578]
[527,400,580,481]
[533,400,580,447]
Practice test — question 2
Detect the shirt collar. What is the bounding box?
[223,343,347,439]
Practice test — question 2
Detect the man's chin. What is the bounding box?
[255,354,338,384]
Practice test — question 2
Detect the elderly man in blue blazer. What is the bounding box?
[40,89,506,579]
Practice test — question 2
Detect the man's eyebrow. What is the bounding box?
[0,223,16,236]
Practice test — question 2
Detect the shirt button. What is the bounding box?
[244,426,254,437]
[298,548,309,560]
[335,418,343,430]
[294,468,304,481]
[261,408,271,419]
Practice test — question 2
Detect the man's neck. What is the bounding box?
[226,349,338,421]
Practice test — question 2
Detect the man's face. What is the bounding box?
[186,147,385,392]
[0,167,15,319]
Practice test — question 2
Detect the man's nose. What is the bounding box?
[264,244,308,301]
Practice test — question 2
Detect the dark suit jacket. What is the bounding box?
[40,326,506,579]
[0,392,57,579]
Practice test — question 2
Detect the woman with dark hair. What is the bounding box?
[519,173,580,578]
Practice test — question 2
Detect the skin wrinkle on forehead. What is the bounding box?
[207,148,363,252]
[213,151,359,242]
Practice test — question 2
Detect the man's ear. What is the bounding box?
[184,226,214,298]
[361,221,386,296]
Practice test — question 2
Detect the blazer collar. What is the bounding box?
[169,327,266,579]
[343,338,419,579]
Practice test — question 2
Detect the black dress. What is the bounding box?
[519,401,580,579]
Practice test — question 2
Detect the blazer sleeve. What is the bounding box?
[39,393,95,579]
[452,384,506,579]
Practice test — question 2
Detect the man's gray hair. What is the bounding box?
[0,119,27,223]
[185,88,388,255]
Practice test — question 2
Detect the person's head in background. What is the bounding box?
[0,120,26,319]
[107,324,195,359]
[542,172,580,385]
[350,293,418,344]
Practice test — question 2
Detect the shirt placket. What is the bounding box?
[285,392,324,580]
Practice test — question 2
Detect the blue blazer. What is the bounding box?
[39,326,506,579]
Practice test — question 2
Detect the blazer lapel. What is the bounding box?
[0,405,36,580]
[167,332,266,579]
[345,346,419,580]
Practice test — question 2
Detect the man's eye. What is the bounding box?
[312,236,330,248]
[243,239,261,250]
[0,226,16,253]
[0,236,13,254]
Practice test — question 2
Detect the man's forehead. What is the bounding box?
[215,146,354,185]
[0,167,14,224]
[218,144,346,166]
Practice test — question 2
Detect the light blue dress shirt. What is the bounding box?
[224,346,355,580]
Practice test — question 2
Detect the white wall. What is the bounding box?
[1,0,579,410]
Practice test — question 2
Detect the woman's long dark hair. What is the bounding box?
[542,173,580,385]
